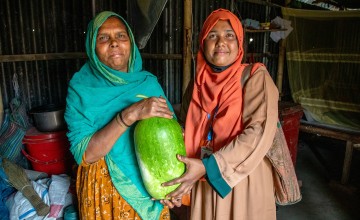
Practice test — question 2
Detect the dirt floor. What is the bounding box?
[276,133,360,220]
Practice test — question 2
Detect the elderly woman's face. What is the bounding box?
[96,17,131,72]
[203,20,238,67]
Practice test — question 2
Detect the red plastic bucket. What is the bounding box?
[279,102,304,166]
[22,127,71,175]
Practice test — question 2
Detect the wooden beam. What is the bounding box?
[0,53,184,63]
[182,0,192,95]
[300,122,360,184]
[245,28,287,33]
[141,53,182,60]
[300,124,360,143]
[0,51,275,64]
[342,140,354,184]
[0,53,87,62]
[276,39,286,99]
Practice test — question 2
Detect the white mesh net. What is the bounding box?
[282,8,360,130]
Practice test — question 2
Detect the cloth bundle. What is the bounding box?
[6,174,73,220]
[0,73,30,168]
[0,99,30,169]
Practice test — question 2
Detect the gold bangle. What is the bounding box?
[119,111,131,127]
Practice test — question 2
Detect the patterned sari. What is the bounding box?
[76,157,170,219]
[65,11,172,219]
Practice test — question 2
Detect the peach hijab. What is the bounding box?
[185,9,262,158]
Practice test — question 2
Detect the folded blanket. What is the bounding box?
[7,174,73,220]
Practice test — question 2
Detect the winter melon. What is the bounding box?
[134,117,186,199]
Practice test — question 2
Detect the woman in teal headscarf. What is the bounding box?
[65,11,177,219]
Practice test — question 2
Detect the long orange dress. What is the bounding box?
[76,157,170,220]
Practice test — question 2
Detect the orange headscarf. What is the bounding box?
[185,8,263,158]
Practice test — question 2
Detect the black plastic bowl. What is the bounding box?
[30,104,67,132]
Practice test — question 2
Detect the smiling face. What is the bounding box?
[95,16,131,72]
[203,20,239,67]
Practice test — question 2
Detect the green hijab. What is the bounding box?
[65,11,170,219]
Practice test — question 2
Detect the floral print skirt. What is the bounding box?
[76,157,170,220]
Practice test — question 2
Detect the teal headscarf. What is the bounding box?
[65,11,171,220]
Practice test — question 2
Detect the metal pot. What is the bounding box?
[30,104,67,132]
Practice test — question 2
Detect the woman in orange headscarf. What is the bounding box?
[163,8,280,219]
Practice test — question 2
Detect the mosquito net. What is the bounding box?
[282,8,360,131]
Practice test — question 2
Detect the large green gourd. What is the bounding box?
[134,117,186,199]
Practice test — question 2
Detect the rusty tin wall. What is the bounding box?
[0,0,282,112]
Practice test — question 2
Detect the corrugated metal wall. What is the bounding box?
[0,0,283,112]
[140,0,282,103]
[0,0,127,110]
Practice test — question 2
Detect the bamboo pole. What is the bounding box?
[276,38,286,99]
[182,0,192,95]
[276,0,292,100]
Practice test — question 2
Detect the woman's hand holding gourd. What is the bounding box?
[122,96,173,126]
[161,155,206,204]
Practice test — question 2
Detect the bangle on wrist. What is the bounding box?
[119,111,131,127]
[115,113,125,128]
